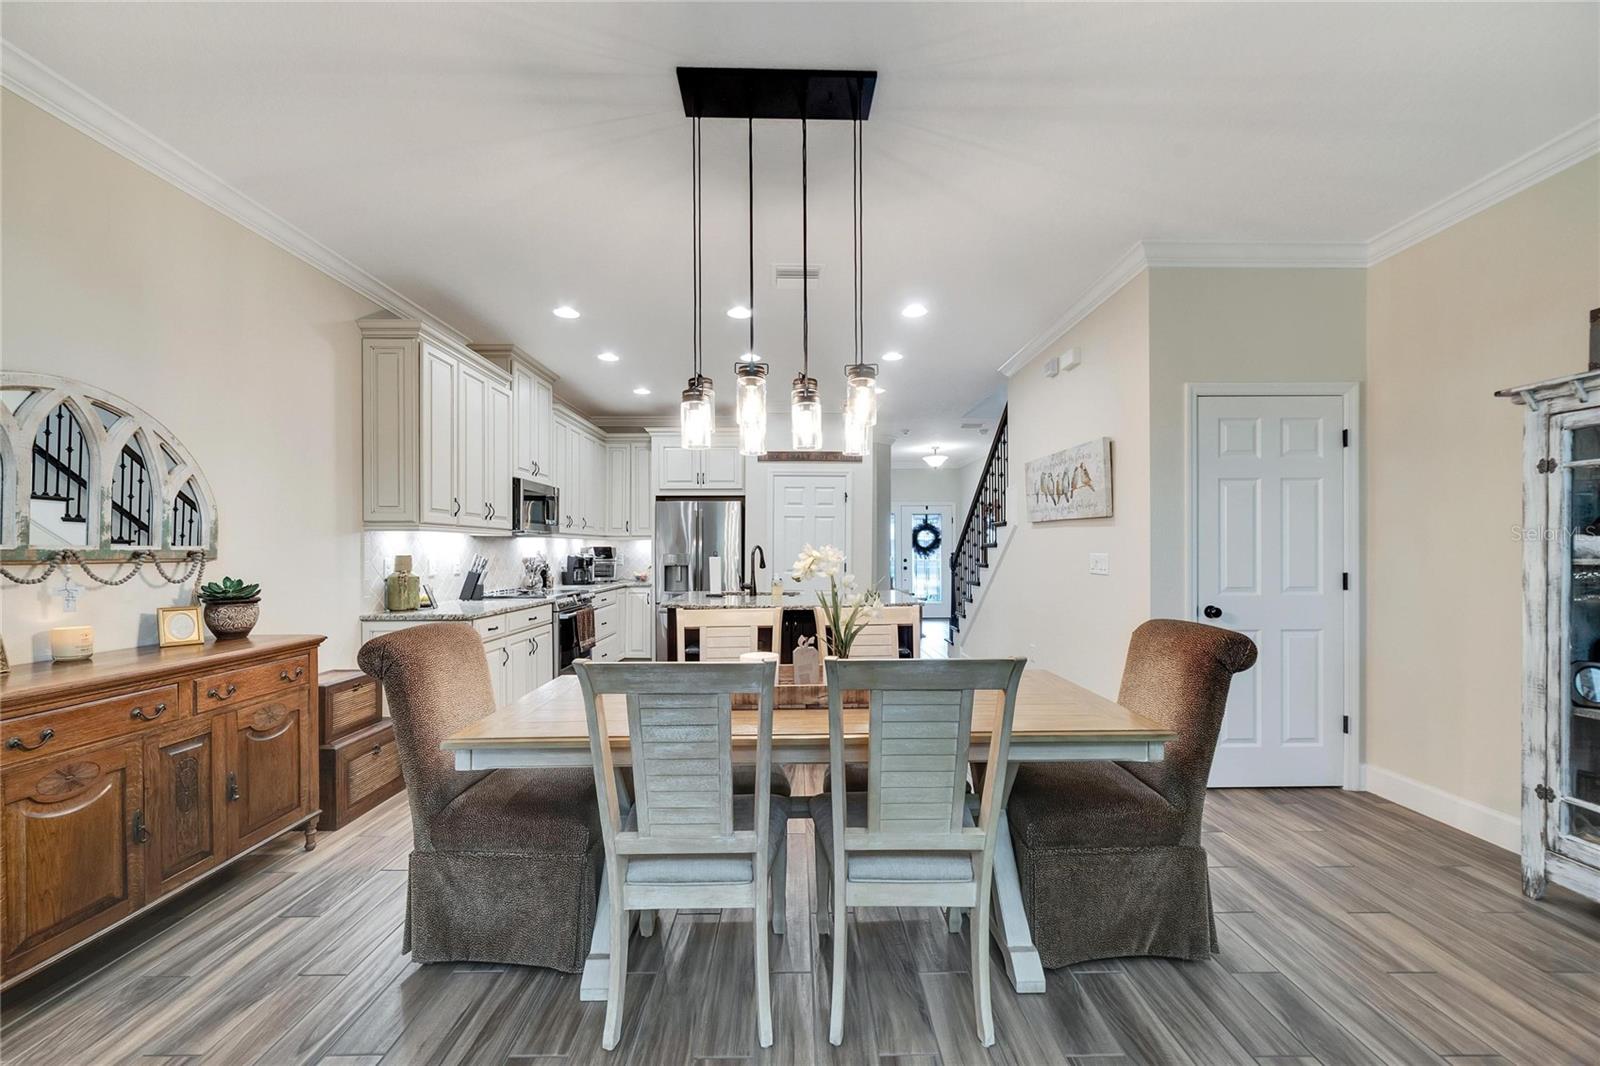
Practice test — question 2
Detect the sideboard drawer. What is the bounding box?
[2,684,178,767]
[195,654,310,709]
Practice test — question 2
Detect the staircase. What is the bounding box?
[949,406,1008,643]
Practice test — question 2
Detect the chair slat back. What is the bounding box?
[575,661,776,857]
[827,658,1027,857]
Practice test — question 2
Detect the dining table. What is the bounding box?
[441,666,1175,1000]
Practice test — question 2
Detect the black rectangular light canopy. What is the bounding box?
[676,67,876,121]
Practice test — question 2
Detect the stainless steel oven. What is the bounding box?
[512,478,560,536]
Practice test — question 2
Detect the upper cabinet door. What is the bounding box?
[419,343,459,525]
[606,444,631,535]
[630,442,654,535]
[363,339,419,523]
[532,376,555,481]
[487,379,513,531]
[700,445,745,490]
[657,443,700,490]
[552,420,573,529]
[456,362,490,526]
[511,364,537,480]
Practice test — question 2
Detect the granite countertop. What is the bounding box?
[662,589,923,610]
[360,581,646,622]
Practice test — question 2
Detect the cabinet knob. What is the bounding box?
[131,703,167,721]
[1203,605,1222,620]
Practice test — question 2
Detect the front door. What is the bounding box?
[895,503,954,619]
[1196,393,1347,787]
[772,472,850,590]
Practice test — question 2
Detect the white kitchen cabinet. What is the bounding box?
[630,442,654,535]
[473,344,557,486]
[553,410,608,534]
[510,622,555,698]
[361,320,513,532]
[361,603,555,710]
[484,633,515,706]
[623,587,653,658]
[652,433,745,493]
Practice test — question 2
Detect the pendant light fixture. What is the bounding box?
[734,117,768,456]
[791,113,822,451]
[843,108,877,457]
[681,115,715,450]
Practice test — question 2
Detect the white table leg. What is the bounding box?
[989,807,1046,994]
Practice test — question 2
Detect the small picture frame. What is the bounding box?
[157,605,205,648]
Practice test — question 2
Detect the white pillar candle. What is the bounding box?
[49,625,94,662]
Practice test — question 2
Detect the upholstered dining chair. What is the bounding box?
[574,660,787,1051]
[1005,619,1258,968]
[356,622,602,973]
[811,657,1028,1048]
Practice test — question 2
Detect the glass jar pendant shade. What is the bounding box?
[845,363,878,428]
[791,374,822,451]
[681,375,715,450]
[843,402,874,456]
[735,361,768,456]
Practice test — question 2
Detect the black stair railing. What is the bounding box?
[31,403,90,524]
[110,444,153,546]
[949,406,1008,637]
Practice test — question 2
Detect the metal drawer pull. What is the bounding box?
[209,683,238,700]
[370,745,383,757]
[131,703,167,721]
[279,666,305,683]
[7,728,55,752]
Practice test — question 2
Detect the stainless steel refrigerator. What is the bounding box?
[654,497,743,659]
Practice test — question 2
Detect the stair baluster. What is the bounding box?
[949,407,1008,638]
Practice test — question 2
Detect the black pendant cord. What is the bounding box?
[801,114,809,381]
[748,117,755,358]
[690,115,701,380]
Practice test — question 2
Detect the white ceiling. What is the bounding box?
[3,3,1596,464]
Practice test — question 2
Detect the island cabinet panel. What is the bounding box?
[227,693,311,854]
[2,739,143,975]
[0,635,323,989]
[144,716,227,897]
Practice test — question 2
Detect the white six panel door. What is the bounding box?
[1197,394,1345,787]
[773,473,850,591]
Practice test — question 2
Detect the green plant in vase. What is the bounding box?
[791,544,881,658]
[198,576,262,641]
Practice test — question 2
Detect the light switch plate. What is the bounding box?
[1088,552,1110,576]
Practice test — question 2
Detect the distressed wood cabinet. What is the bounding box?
[1500,369,1600,903]
[0,635,323,988]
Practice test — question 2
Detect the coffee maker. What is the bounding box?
[562,553,595,585]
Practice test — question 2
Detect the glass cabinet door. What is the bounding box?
[1556,415,1600,861]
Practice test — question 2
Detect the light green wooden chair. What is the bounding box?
[811,656,1027,1048]
[574,660,786,1051]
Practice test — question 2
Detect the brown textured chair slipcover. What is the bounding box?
[358,622,602,972]
[1006,619,1258,968]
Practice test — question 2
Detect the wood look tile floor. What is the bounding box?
[4,774,1600,1066]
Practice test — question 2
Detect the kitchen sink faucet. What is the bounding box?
[742,545,766,596]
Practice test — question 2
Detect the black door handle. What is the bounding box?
[1203,605,1222,620]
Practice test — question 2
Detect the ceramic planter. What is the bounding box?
[203,597,260,641]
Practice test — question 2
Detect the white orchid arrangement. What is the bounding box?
[792,544,882,658]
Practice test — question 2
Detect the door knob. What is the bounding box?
[1203,605,1222,620]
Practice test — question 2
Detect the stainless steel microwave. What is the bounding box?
[512,478,560,536]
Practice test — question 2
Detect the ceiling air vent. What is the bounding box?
[774,263,822,289]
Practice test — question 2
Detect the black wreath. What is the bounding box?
[910,519,942,557]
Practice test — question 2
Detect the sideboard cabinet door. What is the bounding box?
[227,694,310,853]
[145,716,227,899]
[1,740,143,970]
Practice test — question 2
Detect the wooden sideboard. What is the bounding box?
[0,634,324,988]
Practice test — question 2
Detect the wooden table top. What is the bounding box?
[441,668,1173,753]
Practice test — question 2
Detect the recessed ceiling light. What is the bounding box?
[900,302,928,319]
[552,305,580,319]
[633,386,651,396]
[726,305,752,320]
[874,386,886,394]
[597,351,619,363]
[882,350,904,362]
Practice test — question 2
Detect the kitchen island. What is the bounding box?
[662,589,924,661]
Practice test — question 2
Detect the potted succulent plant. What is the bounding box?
[199,576,262,640]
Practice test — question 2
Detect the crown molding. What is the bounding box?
[997,242,1148,377]
[1142,240,1368,268]
[0,42,471,347]
[1366,116,1600,265]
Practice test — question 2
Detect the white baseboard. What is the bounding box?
[1362,764,1518,853]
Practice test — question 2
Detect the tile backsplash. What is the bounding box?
[362,531,652,607]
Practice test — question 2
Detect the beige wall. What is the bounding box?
[1147,268,1367,618]
[1365,157,1600,818]
[963,272,1151,697]
[0,91,379,665]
